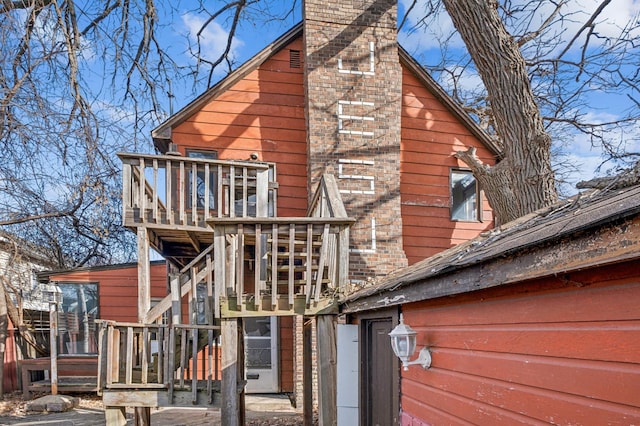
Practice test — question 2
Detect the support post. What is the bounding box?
[49,302,58,395]
[136,227,151,423]
[221,318,245,426]
[137,227,151,322]
[317,315,337,426]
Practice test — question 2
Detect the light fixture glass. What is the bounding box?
[389,314,432,371]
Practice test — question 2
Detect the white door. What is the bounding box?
[244,316,279,393]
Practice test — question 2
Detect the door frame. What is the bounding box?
[357,308,400,426]
[244,316,279,393]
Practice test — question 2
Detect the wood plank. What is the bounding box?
[316,316,337,426]
[221,319,241,426]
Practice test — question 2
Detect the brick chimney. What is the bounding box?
[303,0,408,281]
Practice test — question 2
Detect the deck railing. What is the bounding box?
[96,321,220,403]
[209,174,354,315]
[119,153,278,228]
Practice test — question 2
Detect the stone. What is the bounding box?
[26,394,80,413]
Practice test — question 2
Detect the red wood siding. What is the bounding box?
[47,263,167,322]
[172,39,308,217]
[400,261,640,424]
[400,69,494,264]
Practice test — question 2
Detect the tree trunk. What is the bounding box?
[442,0,558,224]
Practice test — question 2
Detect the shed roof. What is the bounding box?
[342,184,640,313]
[151,23,502,157]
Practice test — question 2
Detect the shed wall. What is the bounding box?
[400,261,640,424]
[47,263,168,322]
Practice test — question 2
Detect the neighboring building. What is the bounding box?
[342,184,640,424]
[0,232,55,393]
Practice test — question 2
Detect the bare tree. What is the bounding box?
[0,0,294,392]
[401,0,639,216]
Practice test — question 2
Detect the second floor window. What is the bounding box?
[450,169,480,222]
[187,149,218,209]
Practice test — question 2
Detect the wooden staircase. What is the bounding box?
[96,154,353,421]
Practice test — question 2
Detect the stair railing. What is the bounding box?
[119,153,277,229]
[97,320,221,404]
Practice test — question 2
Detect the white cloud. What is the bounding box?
[181,13,244,65]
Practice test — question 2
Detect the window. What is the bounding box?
[450,169,480,221]
[186,149,218,209]
[56,282,99,354]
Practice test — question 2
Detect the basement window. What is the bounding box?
[289,50,301,68]
[450,169,480,222]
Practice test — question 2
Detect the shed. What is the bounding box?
[342,184,640,424]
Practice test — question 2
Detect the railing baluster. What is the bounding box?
[229,165,236,218]
[157,325,164,385]
[180,328,187,387]
[305,224,313,304]
[192,327,198,403]
[166,159,173,225]
[237,224,244,310]
[206,253,213,324]
[242,167,248,217]
[141,327,149,384]
[255,224,263,311]
[168,325,175,402]
[204,163,210,219]
[207,329,214,403]
[152,159,159,222]
[139,158,146,222]
[271,223,278,308]
[125,327,134,384]
[314,224,331,303]
[217,164,223,217]
[288,223,295,307]
[191,162,198,225]
[179,161,185,225]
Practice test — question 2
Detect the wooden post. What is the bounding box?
[221,318,243,426]
[136,228,151,423]
[137,227,151,322]
[303,317,314,426]
[317,315,337,426]
[49,301,58,395]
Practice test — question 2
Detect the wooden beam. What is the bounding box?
[221,318,243,426]
[137,227,151,322]
[317,315,337,426]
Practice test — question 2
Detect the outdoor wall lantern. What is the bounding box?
[388,314,432,371]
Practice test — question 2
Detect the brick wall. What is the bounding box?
[304,0,408,281]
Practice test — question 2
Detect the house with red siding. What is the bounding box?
[93,0,505,423]
[343,183,640,424]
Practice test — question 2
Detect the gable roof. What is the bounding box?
[342,184,640,313]
[152,23,502,158]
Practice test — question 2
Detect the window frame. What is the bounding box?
[449,168,482,222]
[186,149,218,210]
